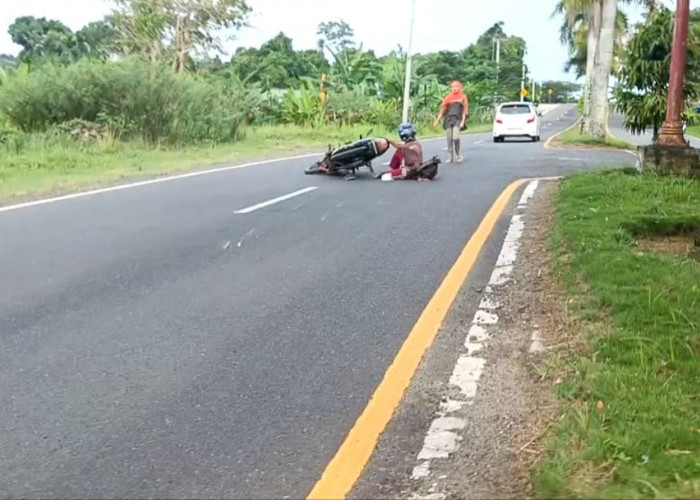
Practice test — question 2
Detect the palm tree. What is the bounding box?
[641,0,661,13]
[552,0,602,133]
[588,0,618,138]
[559,9,628,78]
[553,0,652,136]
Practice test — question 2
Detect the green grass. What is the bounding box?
[687,124,700,138]
[0,121,490,203]
[557,125,634,149]
[534,169,700,499]
[463,122,491,135]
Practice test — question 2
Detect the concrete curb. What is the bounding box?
[542,117,582,149]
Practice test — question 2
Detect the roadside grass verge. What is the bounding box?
[0,122,490,204]
[534,168,700,499]
[687,124,700,139]
[557,126,633,149]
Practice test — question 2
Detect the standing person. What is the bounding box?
[434,80,468,163]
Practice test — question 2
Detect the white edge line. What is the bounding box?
[234,186,318,214]
[517,180,539,206]
[411,177,550,483]
[0,152,321,214]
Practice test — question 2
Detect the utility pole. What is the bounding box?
[656,0,690,146]
[401,0,416,123]
[493,37,501,106]
[520,48,526,103]
[532,80,537,103]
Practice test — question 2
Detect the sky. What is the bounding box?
[0,0,693,84]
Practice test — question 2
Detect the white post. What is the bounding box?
[401,0,417,123]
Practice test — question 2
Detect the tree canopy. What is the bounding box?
[3,8,560,129]
[613,6,700,138]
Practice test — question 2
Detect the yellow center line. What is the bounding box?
[306,178,529,500]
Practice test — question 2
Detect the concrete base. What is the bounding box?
[636,145,700,178]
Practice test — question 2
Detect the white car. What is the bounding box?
[492,102,542,143]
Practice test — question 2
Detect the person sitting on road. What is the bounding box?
[379,122,433,182]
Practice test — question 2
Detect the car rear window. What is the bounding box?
[499,104,531,114]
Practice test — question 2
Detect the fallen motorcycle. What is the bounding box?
[304,132,390,180]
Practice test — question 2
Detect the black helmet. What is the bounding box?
[398,122,417,141]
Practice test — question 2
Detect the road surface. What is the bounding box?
[0,105,635,498]
[607,112,700,148]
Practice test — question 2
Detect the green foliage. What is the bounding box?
[1,12,521,152]
[49,118,111,143]
[540,80,582,103]
[474,22,528,101]
[8,16,116,65]
[416,50,464,82]
[228,19,527,111]
[279,84,399,130]
[326,47,382,91]
[0,58,255,144]
[412,22,528,103]
[379,50,437,102]
[324,88,370,125]
[109,0,169,63]
[9,16,79,65]
[223,18,516,131]
[317,20,356,55]
[282,86,324,127]
[613,6,700,139]
[110,0,252,71]
[75,20,117,60]
[229,33,330,89]
[553,0,630,78]
[366,98,401,131]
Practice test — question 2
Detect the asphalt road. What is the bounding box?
[607,111,700,147]
[0,104,635,498]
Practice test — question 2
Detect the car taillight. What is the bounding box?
[496,119,503,124]
[527,116,535,123]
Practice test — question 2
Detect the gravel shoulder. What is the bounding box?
[351,180,574,499]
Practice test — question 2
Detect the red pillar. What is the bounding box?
[656,0,691,146]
